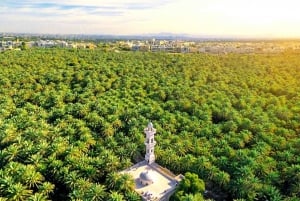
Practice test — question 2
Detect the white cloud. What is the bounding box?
[1,0,300,37]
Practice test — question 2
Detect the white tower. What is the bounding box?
[144,122,156,164]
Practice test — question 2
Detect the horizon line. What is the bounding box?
[1,32,300,41]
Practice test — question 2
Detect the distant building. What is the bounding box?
[121,122,183,201]
[132,45,150,52]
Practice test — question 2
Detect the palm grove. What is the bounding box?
[0,48,299,201]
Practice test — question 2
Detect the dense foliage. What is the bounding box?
[0,48,299,200]
[172,172,205,201]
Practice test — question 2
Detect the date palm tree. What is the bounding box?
[87,183,106,201]
[105,155,120,172]
[261,185,282,201]
[118,173,135,193]
[6,183,32,201]
[213,171,230,187]
[28,193,49,201]
[1,123,18,145]
[125,142,138,158]
[38,182,54,196]
[181,194,194,201]
[105,172,120,190]
[69,178,92,200]
[22,165,44,188]
[124,191,141,201]
[107,191,125,201]
[65,171,79,189]
[0,175,14,194]
[3,144,20,162]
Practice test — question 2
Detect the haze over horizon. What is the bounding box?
[1,0,300,38]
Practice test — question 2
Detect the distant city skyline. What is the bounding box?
[1,0,300,38]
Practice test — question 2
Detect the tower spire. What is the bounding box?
[144,122,156,164]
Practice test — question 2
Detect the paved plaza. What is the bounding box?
[121,161,182,200]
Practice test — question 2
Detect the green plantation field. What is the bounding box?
[0,49,299,200]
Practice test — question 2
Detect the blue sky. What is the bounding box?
[1,0,300,38]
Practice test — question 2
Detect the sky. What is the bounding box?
[1,0,300,38]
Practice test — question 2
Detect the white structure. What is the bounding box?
[145,122,156,164]
[121,122,183,201]
[139,171,155,185]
